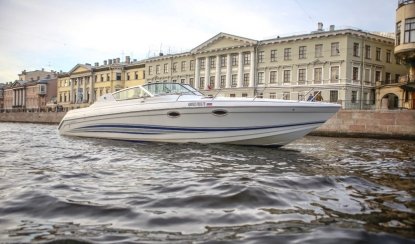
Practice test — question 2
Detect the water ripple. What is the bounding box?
[0,122,414,243]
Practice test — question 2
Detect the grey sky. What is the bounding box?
[0,0,397,82]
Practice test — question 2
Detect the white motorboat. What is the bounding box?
[58,83,340,146]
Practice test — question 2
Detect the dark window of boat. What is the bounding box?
[167,111,181,118]
[212,109,228,116]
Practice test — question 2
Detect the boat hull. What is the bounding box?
[59,102,339,146]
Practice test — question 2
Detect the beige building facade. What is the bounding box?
[144,28,406,109]
[382,0,415,109]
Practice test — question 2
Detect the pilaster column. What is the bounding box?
[194,58,200,89]
[89,75,94,103]
[19,89,22,106]
[13,90,15,107]
[238,52,243,88]
[205,57,210,90]
[76,78,80,103]
[226,54,231,88]
[22,88,26,107]
[70,78,74,103]
[82,77,87,103]
[250,50,255,87]
[215,55,220,89]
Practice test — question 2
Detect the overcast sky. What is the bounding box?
[0,0,397,83]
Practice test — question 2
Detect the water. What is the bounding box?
[0,122,414,243]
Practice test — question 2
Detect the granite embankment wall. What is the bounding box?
[0,110,414,139]
[0,112,66,124]
[311,110,415,139]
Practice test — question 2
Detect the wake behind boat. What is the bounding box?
[58,83,340,146]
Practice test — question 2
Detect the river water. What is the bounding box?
[0,122,414,243]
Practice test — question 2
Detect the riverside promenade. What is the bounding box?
[0,110,414,139]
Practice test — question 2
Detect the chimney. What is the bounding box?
[330,25,335,31]
[108,59,113,65]
[116,57,120,63]
[113,58,116,64]
[159,52,164,56]
[85,63,91,66]
[125,56,131,63]
[133,59,137,62]
[104,60,108,65]
[317,22,323,31]
[95,62,99,66]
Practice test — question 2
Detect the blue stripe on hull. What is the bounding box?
[73,121,325,134]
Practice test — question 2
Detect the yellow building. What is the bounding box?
[57,56,145,110]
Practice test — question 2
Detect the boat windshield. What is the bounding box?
[112,83,202,101]
[142,83,202,96]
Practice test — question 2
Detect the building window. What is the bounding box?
[376,48,381,61]
[352,67,359,81]
[315,44,323,58]
[209,76,215,89]
[283,70,291,84]
[270,71,277,84]
[172,62,177,73]
[298,68,306,83]
[269,92,276,99]
[270,50,277,62]
[230,94,236,98]
[299,46,306,59]
[149,66,153,75]
[220,56,227,67]
[351,91,357,103]
[386,50,391,63]
[283,92,290,100]
[156,65,160,74]
[242,93,248,98]
[243,73,249,87]
[100,74,104,81]
[404,18,415,43]
[199,77,205,89]
[258,72,264,84]
[258,51,264,63]
[164,64,168,73]
[243,53,251,65]
[231,74,237,87]
[107,74,110,81]
[353,43,360,57]
[331,42,339,56]
[189,78,194,87]
[220,75,226,88]
[232,54,238,66]
[181,79,185,83]
[181,61,186,71]
[365,45,371,59]
[375,70,381,82]
[210,57,216,69]
[330,90,338,103]
[331,66,339,82]
[385,72,391,83]
[284,48,291,60]
[314,68,322,83]
[396,21,401,45]
[116,73,121,81]
[395,74,400,83]
[200,58,205,70]
[190,60,194,71]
